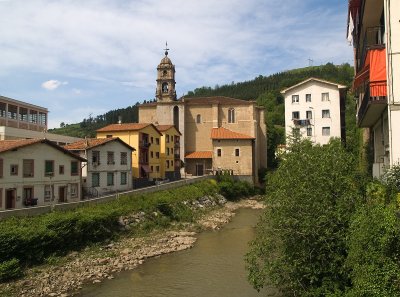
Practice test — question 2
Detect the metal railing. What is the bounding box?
[357,81,387,125]
[359,26,385,70]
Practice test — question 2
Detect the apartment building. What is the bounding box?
[281,78,347,145]
[0,139,85,210]
[155,125,181,180]
[347,0,400,177]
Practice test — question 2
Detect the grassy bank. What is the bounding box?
[0,177,255,283]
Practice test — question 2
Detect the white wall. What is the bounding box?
[284,81,343,145]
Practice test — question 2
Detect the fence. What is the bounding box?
[0,175,216,220]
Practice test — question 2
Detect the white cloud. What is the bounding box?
[41,80,68,90]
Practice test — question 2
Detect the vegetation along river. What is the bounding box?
[78,208,278,297]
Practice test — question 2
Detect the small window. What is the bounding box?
[166,160,170,168]
[235,148,240,157]
[23,159,34,177]
[167,148,170,155]
[171,160,174,167]
[59,165,64,175]
[120,172,127,185]
[196,114,201,124]
[217,149,222,157]
[150,151,154,158]
[156,166,160,172]
[71,161,79,176]
[292,111,300,119]
[306,94,311,102]
[322,127,331,136]
[166,135,170,143]
[70,183,78,198]
[321,92,329,101]
[307,127,312,136]
[44,185,53,202]
[156,152,160,159]
[162,82,169,93]
[92,173,100,187]
[228,108,235,123]
[292,95,299,103]
[171,148,174,155]
[151,137,154,144]
[156,138,160,145]
[107,172,114,186]
[107,151,115,165]
[10,164,18,176]
[120,152,127,165]
[322,109,330,118]
[306,110,312,119]
[45,160,54,176]
[151,166,153,172]
[92,151,100,165]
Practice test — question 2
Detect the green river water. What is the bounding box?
[78,208,279,297]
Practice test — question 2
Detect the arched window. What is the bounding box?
[196,114,201,124]
[162,82,169,93]
[228,108,235,123]
[173,106,179,128]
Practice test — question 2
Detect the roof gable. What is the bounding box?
[210,127,254,140]
[96,123,162,136]
[64,137,135,151]
[156,125,182,135]
[280,77,347,94]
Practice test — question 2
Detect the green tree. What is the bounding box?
[246,140,361,296]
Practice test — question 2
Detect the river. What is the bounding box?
[78,208,279,297]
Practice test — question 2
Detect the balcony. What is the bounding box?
[293,119,311,127]
[357,81,387,127]
[139,140,151,148]
[358,26,385,71]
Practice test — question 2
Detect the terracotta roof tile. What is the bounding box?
[184,96,255,105]
[96,123,151,132]
[156,125,182,135]
[185,151,213,159]
[64,137,134,151]
[210,127,254,140]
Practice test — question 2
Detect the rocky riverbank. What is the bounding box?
[0,197,264,297]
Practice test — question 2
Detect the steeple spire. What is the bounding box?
[164,41,169,56]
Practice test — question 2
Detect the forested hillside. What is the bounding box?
[49,62,355,168]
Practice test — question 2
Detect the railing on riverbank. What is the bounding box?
[0,175,216,220]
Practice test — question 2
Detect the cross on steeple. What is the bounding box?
[164,41,169,56]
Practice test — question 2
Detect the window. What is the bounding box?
[162,82,169,93]
[167,148,170,155]
[292,111,300,119]
[151,137,154,144]
[292,95,299,103]
[59,165,64,175]
[228,108,235,123]
[24,159,35,177]
[71,161,79,176]
[196,114,201,124]
[306,94,311,102]
[70,183,78,198]
[307,127,312,136]
[150,151,154,158]
[92,151,100,165]
[150,166,153,172]
[10,164,18,176]
[156,138,160,145]
[171,160,174,167]
[156,152,160,159]
[92,173,100,187]
[322,127,330,136]
[45,160,54,176]
[322,109,330,118]
[120,152,127,165]
[306,111,312,119]
[166,160,170,168]
[107,172,114,186]
[235,148,240,157]
[217,149,222,157]
[0,158,3,178]
[120,172,127,185]
[106,135,113,138]
[321,92,329,101]
[166,135,170,143]
[107,151,114,165]
[44,185,53,202]
[171,148,174,155]
[156,166,160,172]
[23,187,34,201]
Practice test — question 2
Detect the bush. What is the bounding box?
[0,259,22,282]
[381,164,400,194]
[216,175,254,201]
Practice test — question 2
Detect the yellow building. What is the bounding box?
[96,123,162,180]
[156,125,181,180]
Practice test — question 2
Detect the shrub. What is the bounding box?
[381,164,400,194]
[0,259,22,282]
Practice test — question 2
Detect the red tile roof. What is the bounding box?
[63,137,134,151]
[185,151,213,159]
[156,125,182,135]
[0,139,86,161]
[97,123,151,132]
[210,127,254,140]
[184,96,255,105]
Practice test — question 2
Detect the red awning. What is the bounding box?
[141,165,152,173]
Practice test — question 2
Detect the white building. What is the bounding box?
[0,139,86,210]
[281,78,347,145]
[64,138,134,197]
[348,0,400,177]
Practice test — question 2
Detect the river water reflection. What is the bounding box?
[79,208,278,297]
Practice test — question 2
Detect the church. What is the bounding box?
[138,48,267,183]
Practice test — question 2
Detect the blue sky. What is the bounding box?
[0,0,352,128]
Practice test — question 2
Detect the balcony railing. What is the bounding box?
[359,26,385,71]
[293,119,311,127]
[357,81,387,127]
[139,140,151,148]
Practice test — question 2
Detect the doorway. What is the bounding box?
[196,164,204,176]
[5,189,16,209]
[58,186,67,203]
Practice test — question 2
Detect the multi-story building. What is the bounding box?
[138,50,267,183]
[0,139,86,210]
[155,125,181,180]
[96,123,163,181]
[281,78,347,145]
[64,138,134,198]
[347,0,400,177]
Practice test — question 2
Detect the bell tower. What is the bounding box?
[156,42,177,102]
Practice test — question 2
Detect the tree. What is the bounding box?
[246,140,361,296]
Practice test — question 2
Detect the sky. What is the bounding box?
[0,0,353,129]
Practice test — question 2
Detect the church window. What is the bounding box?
[162,82,169,93]
[228,108,235,123]
[196,114,201,124]
[162,70,167,77]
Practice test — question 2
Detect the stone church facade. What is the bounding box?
[138,50,267,183]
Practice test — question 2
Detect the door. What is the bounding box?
[5,189,16,209]
[196,164,204,176]
[58,186,67,203]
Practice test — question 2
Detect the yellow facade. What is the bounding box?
[156,125,181,180]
